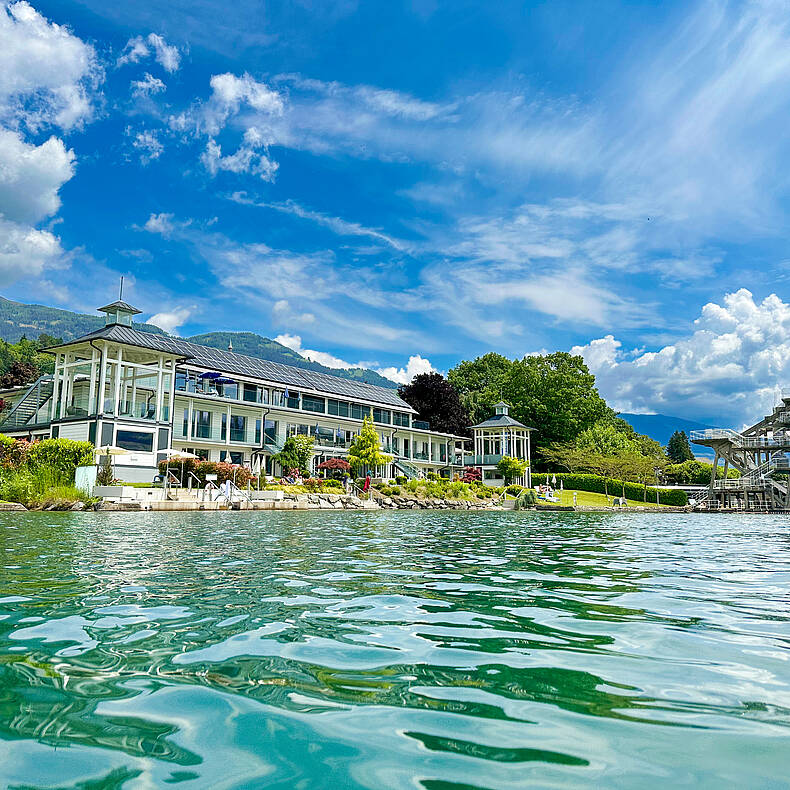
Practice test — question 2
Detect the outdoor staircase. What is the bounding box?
[393,457,422,480]
[0,375,54,430]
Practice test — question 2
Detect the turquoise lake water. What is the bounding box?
[1,510,789,789]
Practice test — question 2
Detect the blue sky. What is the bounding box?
[4,0,790,425]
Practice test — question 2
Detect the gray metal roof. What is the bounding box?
[50,324,415,411]
[471,414,533,430]
[98,300,142,315]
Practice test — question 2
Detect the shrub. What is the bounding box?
[407,480,419,493]
[0,435,29,470]
[515,489,537,508]
[27,438,94,479]
[531,472,687,506]
[506,484,524,496]
[426,472,438,481]
[303,477,323,492]
[157,459,254,487]
[0,465,93,508]
[664,460,739,484]
[395,475,407,486]
[322,478,344,491]
[317,458,351,479]
[390,485,401,496]
[461,466,482,484]
[476,491,488,499]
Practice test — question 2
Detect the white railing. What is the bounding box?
[690,428,741,442]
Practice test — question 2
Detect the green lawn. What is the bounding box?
[544,488,673,508]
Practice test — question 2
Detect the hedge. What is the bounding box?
[532,472,688,506]
[28,438,94,478]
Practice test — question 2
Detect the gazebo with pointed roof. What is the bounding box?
[469,401,533,487]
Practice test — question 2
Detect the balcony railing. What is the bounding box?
[413,420,430,430]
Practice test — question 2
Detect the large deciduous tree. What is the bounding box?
[505,352,614,451]
[398,372,471,436]
[447,353,512,426]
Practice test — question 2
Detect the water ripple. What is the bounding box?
[1,510,789,788]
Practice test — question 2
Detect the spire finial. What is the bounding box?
[228,338,233,352]
[119,276,124,301]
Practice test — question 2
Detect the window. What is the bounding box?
[264,419,277,444]
[221,412,227,441]
[193,410,211,439]
[255,418,262,445]
[328,399,350,417]
[115,430,154,453]
[220,450,245,465]
[316,426,334,444]
[402,438,410,457]
[302,394,325,413]
[352,403,370,420]
[287,423,310,437]
[217,381,238,400]
[230,415,246,442]
[182,408,189,438]
[286,391,300,409]
[393,412,409,427]
[243,383,262,403]
[373,408,391,424]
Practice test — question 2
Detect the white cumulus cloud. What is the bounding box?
[131,129,163,164]
[147,307,191,335]
[0,0,100,131]
[571,289,790,427]
[131,72,166,99]
[375,355,436,385]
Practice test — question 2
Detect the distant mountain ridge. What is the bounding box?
[619,412,716,449]
[0,296,398,389]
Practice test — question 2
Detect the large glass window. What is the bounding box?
[393,412,409,427]
[243,383,262,403]
[302,395,325,413]
[221,412,227,441]
[230,415,246,442]
[217,380,238,400]
[315,426,335,444]
[182,408,189,438]
[352,403,370,420]
[328,399,350,417]
[193,410,211,439]
[220,450,245,465]
[373,408,391,424]
[116,430,154,453]
[255,419,262,445]
[286,391,300,409]
[264,419,277,444]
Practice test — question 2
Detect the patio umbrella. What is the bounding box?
[551,473,557,488]
[95,445,128,481]
[200,372,221,379]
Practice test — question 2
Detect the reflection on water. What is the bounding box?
[1,511,789,788]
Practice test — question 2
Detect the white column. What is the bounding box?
[187,398,194,441]
[59,352,70,417]
[98,342,108,415]
[49,353,62,420]
[113,347,123,416]
[87,347,98,416]
[155,356,164,422]
[226,402,232,445]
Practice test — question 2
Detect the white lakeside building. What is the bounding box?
[0,300,533,486]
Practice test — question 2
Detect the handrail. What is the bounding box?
[186,472,201,493]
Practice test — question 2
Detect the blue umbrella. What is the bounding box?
[200,372,221,379]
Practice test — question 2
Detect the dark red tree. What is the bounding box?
[398,372,471,436]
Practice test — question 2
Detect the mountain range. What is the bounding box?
[618,412,716,454]
[0,297,397,389]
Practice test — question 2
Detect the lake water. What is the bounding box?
[1,510,789,789]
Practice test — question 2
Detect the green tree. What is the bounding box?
[505,352,614,454]
[273,435,314,476]
[448,353,513,426]
[347,416,392,475]
[496,455,528,485]
[666,430,694,463]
